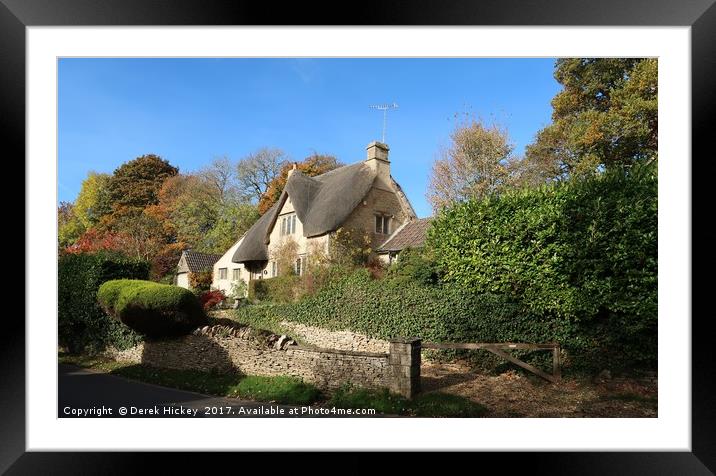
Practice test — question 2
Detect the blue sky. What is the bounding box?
[58,58,561,218]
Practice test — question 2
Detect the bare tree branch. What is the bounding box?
[236,148,289,203]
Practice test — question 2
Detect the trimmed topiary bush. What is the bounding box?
[59,252,150,354]
[98,279,207,338]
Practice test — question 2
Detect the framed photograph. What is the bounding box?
[7,0,714,471]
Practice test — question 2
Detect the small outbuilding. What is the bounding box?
[376,217,433,264]
[175,250,221,289]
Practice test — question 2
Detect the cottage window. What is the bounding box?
[232,268,240,281]
[375,215,390,234]
[294,257,303,276]
[219,268,227,280]
[280,213,297,236]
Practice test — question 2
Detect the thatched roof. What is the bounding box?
[232,162,376,263]
[377,217,433,252]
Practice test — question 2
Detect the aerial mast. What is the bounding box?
[368,102,399,143]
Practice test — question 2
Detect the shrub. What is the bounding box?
[427,164,657,370]
[385,247,440,286]
[58,252,149,354]
[98,279,207,338]
[189,270,212,291]
[329,226,373,267]
[248,275,301,303]
[271,237,299,277]
[229,279,248,300]
[200,289,226,310]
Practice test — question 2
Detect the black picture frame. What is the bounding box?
[5,0,714,472]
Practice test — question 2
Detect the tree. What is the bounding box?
[427,117,514,212]
[199,156,239,205]
[64,228,125,255]
[525,58,658,177]
[152,172,260,255]
[201,202,260,254]
[156,174,219,248]
[258,153,341,215]
[73,172,112,228]
[106,154,179,214]
[58,202,85,249]
[236,148,288,203]
[97,211,169,261]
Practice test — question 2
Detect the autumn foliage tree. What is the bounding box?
[58,202,84,249]
[106,154,179,214]
[59,148,333,280]
[427,117,515,212]
[258,154,341,215]
[525,58,658,177]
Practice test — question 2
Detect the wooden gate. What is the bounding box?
[421,342,561,383]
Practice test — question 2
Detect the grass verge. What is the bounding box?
[60,353,488,416]
[327,384,488,417]
[59,353,321,405]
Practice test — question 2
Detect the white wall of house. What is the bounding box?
[176,272,190,289]
[263,195,329,278]
[212,237,250,296]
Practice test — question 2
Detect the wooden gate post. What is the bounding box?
[552,343,561,381]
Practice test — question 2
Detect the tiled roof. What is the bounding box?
[378,217,433,252]
[182,250,221,273]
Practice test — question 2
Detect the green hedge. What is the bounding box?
[236,270,525,342]
[248,275,301,303]
[236,270,538,366]
[59,252,150,353]
[98,279,207,338]
[235,267,647,372]
[427,164,658,370]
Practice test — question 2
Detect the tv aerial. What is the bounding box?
[369,102,399,143]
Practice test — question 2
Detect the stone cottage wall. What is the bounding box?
[342,185,409,248]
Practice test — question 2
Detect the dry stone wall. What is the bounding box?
[280,321,389,353]
[106,325,396,392]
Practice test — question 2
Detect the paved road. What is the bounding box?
[59,364,366,418]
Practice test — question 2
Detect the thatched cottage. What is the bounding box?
[211,141,428,291]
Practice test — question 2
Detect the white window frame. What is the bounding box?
[280,213,297,236]
[375,214,390,235]
[219,268,228,280]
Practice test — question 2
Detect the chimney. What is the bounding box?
[286,161,298,178]
[366,141,389,162]
[365,141,391,187]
